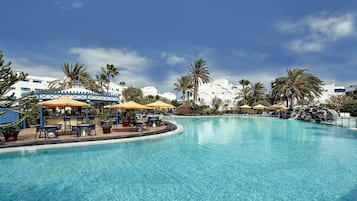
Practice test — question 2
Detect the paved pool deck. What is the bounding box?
[0,121,181,153]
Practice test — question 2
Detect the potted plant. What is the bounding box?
[101,122,112,134]
[1,126,20,142]
[101,109,112,134]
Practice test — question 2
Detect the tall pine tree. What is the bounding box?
[0,50,30,131]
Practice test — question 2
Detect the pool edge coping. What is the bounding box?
[0,121,184,154]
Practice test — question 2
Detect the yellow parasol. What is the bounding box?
[253,104,266,110]
[268,104,288,110]
[37,96,89,107]
[239,104,251,109]
[146,100,176,109]
[107,101,149,110]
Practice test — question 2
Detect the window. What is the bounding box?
[20,87,31,96]
[334,89,345,93]
[23,79,29,82]
[21,87,30,91]
[33,80,42,83]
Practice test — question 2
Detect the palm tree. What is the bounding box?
[96,72,109,93]
[271,67,323,108]
[250,82,265,103]
[101,64,119,93]
[49,62,94,90]
[188,58,211,106]
[239,79,250,105]
[173,75,193,107]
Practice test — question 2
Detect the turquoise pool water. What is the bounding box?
[1,116,357,201]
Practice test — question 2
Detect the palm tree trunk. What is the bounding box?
[288,96,294,108]
[182,90,186,107]
[187,91,190,107]
[107,73,110,93]
[193,81,198,106]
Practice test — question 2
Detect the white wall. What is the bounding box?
[319,82,346,104]
[8,75,57,98]
[197,79,240,108]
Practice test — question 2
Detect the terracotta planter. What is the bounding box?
[4,130,20,142]
[102,125,112,134]
[123,119,130,127]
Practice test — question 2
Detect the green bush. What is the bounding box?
[341,101,357,117]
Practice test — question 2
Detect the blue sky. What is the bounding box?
[1,0,357,93]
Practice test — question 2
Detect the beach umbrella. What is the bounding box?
[279,105,288,110]
[239,104,251,109]
[37,96,89,107]
[36,96,90,127]
[253,104,266,110]
[146,100,176,109]
[268,104,288,110]
[107,101,149,110]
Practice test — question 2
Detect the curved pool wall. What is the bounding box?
[0,121,183,154]
[1,116,357,201]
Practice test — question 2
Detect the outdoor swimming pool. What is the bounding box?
[1,116,357,200]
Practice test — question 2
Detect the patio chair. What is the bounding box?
[35,125,46,139]
[88,124,96,136]
[71,126,80,137]
[146,119,154,127]
[45,127,58,139]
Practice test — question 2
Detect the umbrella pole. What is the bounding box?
[116,109,119,126]
[40,106,44,127]
[85,106,89,124]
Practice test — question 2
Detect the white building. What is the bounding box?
[196,79,241,108]
[8,74,57,99]
[319,82,346,104]
[107,82,126,99]
[194,79,348,108]
[346,84,357,93]
[8,73,176,102]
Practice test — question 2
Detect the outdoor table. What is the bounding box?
[135,122,144,132]
[44,124,61,138]
[147,116,160,127]
[63,116,72,134]
[77,124,92,136]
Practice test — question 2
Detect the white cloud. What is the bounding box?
[212,69,280,90]
[71,2,84,8]
[10,57,62,79]
[53,1,84,10]
[231,49,268,60]
[69,47,152,87]
[288,39,324,53]
[160,52,186,66]
[278,12,355,53]
[69,47,150,72]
